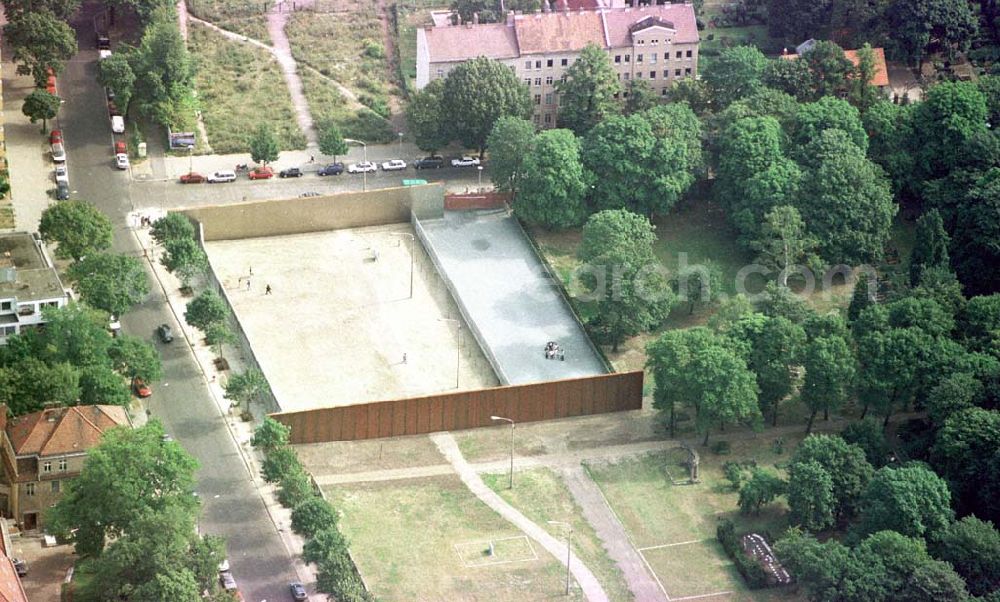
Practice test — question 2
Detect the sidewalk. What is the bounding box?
[131,224,322,599]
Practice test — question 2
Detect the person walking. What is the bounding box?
[265,284,272,295]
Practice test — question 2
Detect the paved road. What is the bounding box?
[61,3,300,600]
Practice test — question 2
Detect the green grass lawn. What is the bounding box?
[483,468,634,602]
[186,0,267,22]
[395,0,447,92]
[299,67,396,143]
[188,22,307,153]
[325,476,578,600]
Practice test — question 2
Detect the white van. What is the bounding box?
[111,115,125,133]
[207,170,237,183]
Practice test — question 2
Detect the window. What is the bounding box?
[675,69,682,76]
[533,114,540,124]
[663,70,669,78]
[25,483,35,496]
[614,55,621,63]
[650,53,657,64]
[535,60,542,69]
[534,94,541,105]
[636,71,642,78]
[561,58,568,66]
[545,75,553,85]
[637,53,643,63]
[544,113,552,124]
[435,68,444,78]
[624,72,631,80]
[0,301,10,311]
[547,59,553,67]
[661,88,668,96]
[544,93,553,105]
[51,480,60,493]
[650,71,656,79]
[685,67,692,76]
[686,50,693,58]
[525,60,532,69]
[524,78,532,86]
[59,458,67,471]
[0,326,14,337]
[43,461,51,473]
[638,39,645,45]
[652,39,659,45]
[534,77,542,86]
[624,54,630,62]
[676,51,682,59]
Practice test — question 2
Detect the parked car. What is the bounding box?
[451,156,480,167]
[219,571,238,592]
[179,172,206,184]
[300,191,322,198]
[207,170,237,183]
[278,167,303,178]
[132,377,152,398]
[218,558,230,572]
[111,115,125,133]
[56,181,70,200]
[12,558,27,577]
[381,159,407,171]
[99,49,112,60]
[96,33,110,49]
[105,87,115,102]
[347,161,377,174]
[114,140,126,155]
[317,162,344,176]
[108,100,121,117]
[289,582,307,601]
[115,153,129,170]
[54,165,69,185]
[157,324,173,343]
[248,166,274,180]
[50,142,66,162]
[413,156,444,169]
[49,129,63,145]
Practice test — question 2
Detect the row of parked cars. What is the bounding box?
[49,129,70,200]
[179,155,482,184]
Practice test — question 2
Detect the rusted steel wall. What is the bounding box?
[271,371,643,443]
[443,192,511,211]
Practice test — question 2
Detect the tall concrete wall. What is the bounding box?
[183,184,445,241]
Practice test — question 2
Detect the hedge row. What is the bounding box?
[716,519,769,589]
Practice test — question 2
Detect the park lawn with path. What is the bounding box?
[325,475,582,600]
[586,434,806,601]
[483,468,634,602]
[299,67,395,143]
[188,22,307,153]
[185,0,272,54]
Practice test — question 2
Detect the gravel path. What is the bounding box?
[264,2,317,146]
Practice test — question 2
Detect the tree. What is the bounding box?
[578,210,674,351]
[78,365,130,406]
[848,271,878,323]
[910,209,951,286]
[863,100,917,196]
[750,205,818,287]
[252,416,291,452]
[184,290,229,334]
[952,168,1000,295]
[887,0,978,65]
[931,516,1000,596]
[796,129,896,263]
[801,335,855,433]
[959,294,1000,354]
[554,44,622,135]
[672,261,723,315]
[686,339,761,445]
[738,468,785,514]
[277,465,313,508]
[303,526,350,566]
[442,57,532,156]
[648,327,717,437]
[791,95,868,154]
[664,78,711,114]
[926,372,983,426]
[151,213,195,246]
[38,201,114,261]
[801,40,854,98]
[624,79,658,115]
[3,0,81,20]
[763,57,815,101]
[405,79,450,154]
[515,129,588,229]
[261,446,300,483]
[911,82,988,182]
[67,253,150,317]
[21,89,61,132]
[856,326,927,426]
[855,530,936,598]
[701,45,768,108]
[224,368,271,414]
[38,304,113,367]
[0,359,80,415]
[47,421,199,557]
[205,321,235,360]
[98,51,136,114]
[128,12,195,127]
[732,314,805,426]
[858,464,953,539]
[486,116,535,194]
[161,237,208,288]
[291,496,338,536]
[3,10,78,86]
[931,408,1000,523]
[108,335,163,381]
[318,122,348,161]
[791,434,874,520]
[841,419,891,468]
[849,44,882,110]
[248,124,279,165]
[787,460,835,531]
[899,560,970,602]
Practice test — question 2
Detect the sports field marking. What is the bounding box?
[672,591,734,601]
[638,539,705,552]
[454,535,538,568]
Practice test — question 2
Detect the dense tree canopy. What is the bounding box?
[515,129,589,229]
[39,201,114,261]
[67,253,150,317]
[405,79,450,154]
[486,116,536,194]
[442,57,532,155]
[702,45,768,108]
[858,464,954,539]
[555,44,622,135]
[3,10,78,86]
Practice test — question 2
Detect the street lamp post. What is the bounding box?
[490,415,515,489]
[439,318,461,388]
[548,521,573,596]
[477,165,483,190]
[344,138,368,191]
[392,232,415,299]
[398,132,404,156]
[187,145,194,174]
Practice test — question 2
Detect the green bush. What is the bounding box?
[717,519,770,589]
[359,94,390,119]
[262,446,301,483]
[362,39,385,59]
[711,440,732,455]
[342,109,395,143]
[277,467,314,508]
[303,526,350,565]
[291,496,339,536]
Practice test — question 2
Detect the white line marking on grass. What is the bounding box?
[638,539,704,552]
[672,591,734,601]
[637,548,673,601]
[454,535,538,568]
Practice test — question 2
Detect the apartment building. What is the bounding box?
[416,3,699,127]
[0,404,131,531]
[0,232,68,344]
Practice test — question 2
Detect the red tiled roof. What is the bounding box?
[0,555,29,602]
[603,5,699,46]
[514,11,606,54]
[844,47,889,87]
[7,405,129,458]
[553,0,599,11]
[423,22,519,63]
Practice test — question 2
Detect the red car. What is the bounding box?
[179,172,205,184]
[248,166,274,180]
[132,377,152,398]
[114,140,126,155]
[49,130,63,145]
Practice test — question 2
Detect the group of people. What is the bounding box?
[544,341,565,361]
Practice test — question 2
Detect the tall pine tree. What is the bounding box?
[909,209,951,286]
